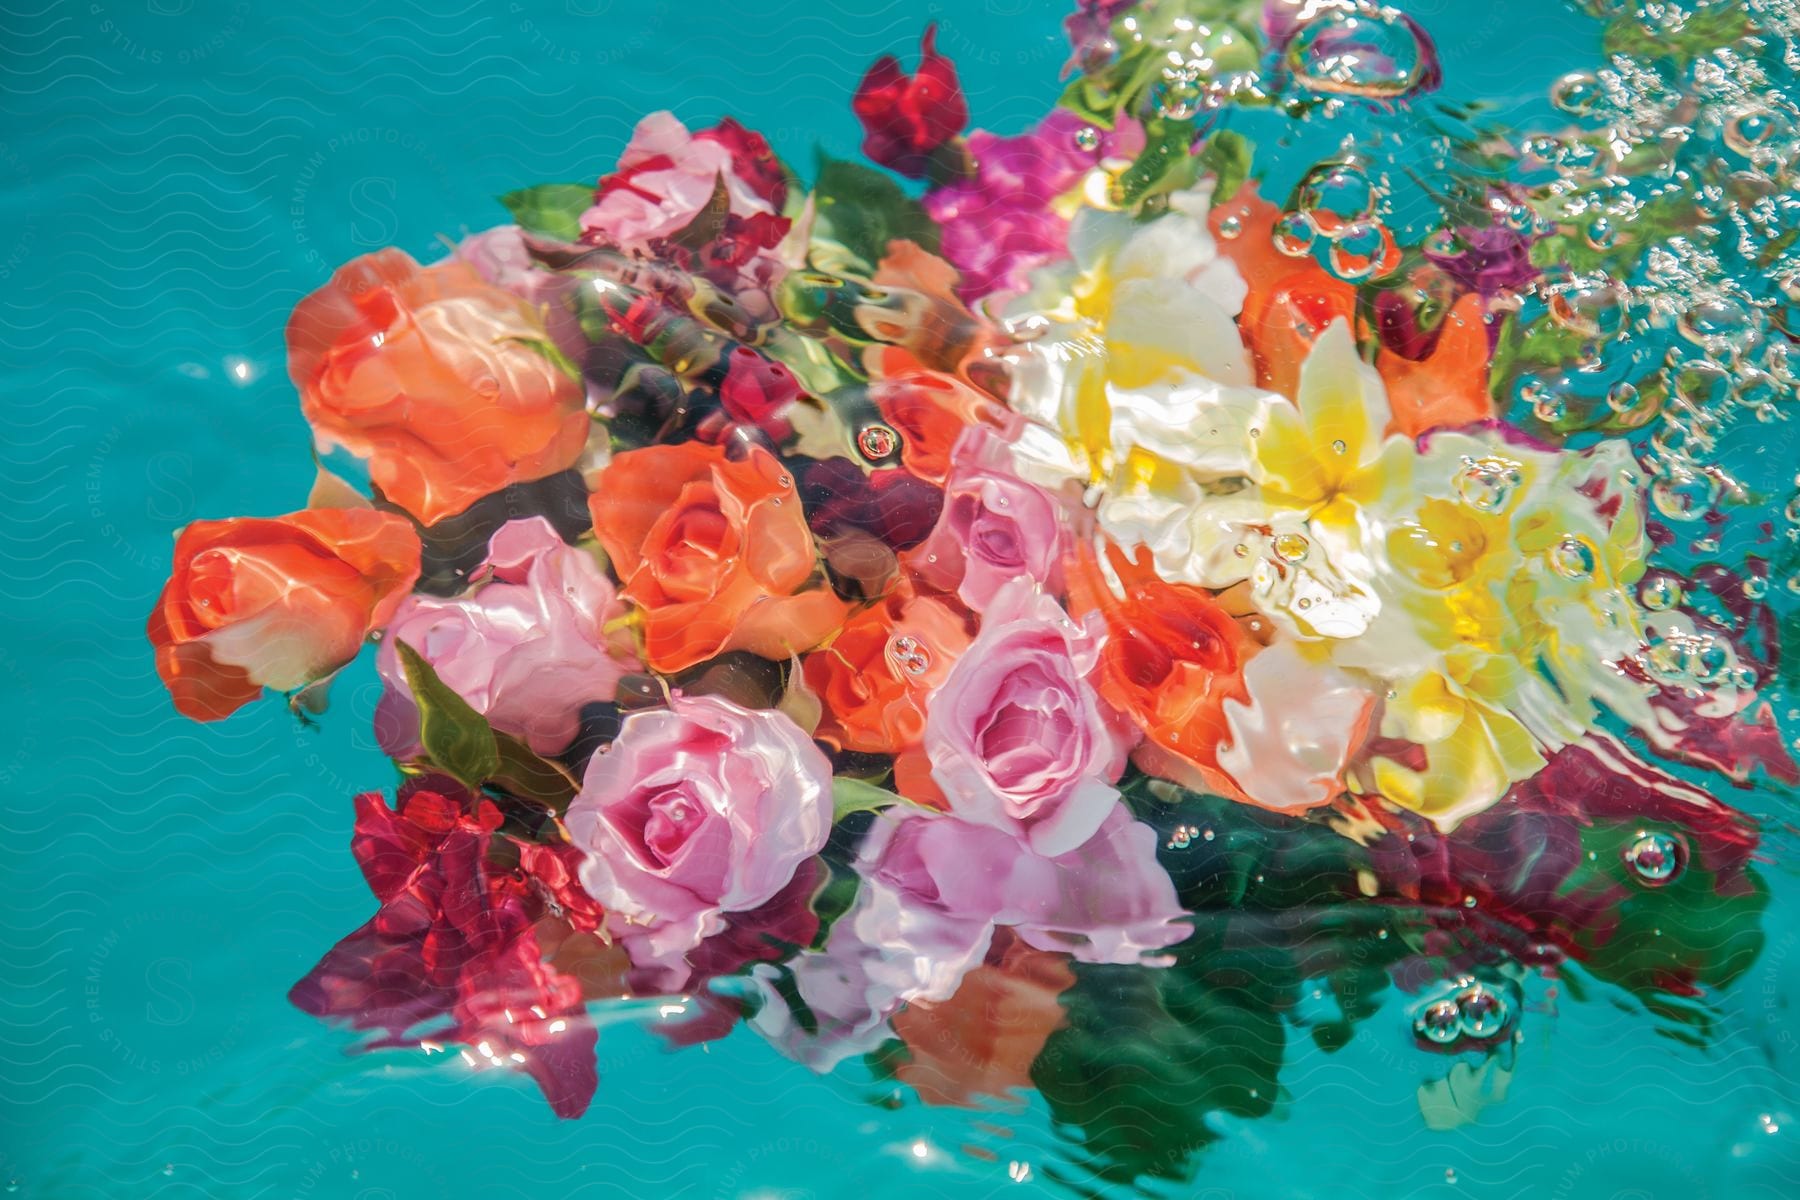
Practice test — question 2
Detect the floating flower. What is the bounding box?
[374,517,637,758]
[589,441,849,672]
[924,583,1132,857]
[910,427,1067,612]
[803,581,972,755]
[564,696,833,983]
[287,249,588,526]
[147,506,421,720]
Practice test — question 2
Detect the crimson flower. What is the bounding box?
[852,25,968,178]
[289,776,599,1118]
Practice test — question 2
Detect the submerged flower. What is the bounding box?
[582,113,787,251]
[751,802,1186,1070]
[289,776,597,1118]
[804,582,972,755]
[1214,185,1493,438]
[1007,180,1265,493]
[589,441,849,672]
[374,517,636,758]
[287,249,588,526]
[564,696,834,984]
[910,427,1067,612]
[148,506,421,720]
[925,583,1132,857]
[852,25,968,178]
[925,111,1144,304]
[1335,434,1653,824]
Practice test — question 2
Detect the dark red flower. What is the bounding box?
[289,776,600,1118]
[720,345,803,425]
[801,457,944,551]
[852,25,969,178]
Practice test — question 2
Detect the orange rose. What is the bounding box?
[148,507,422,721]
[890,929,1074,1108]
[1211,187,1492,439]
[590,442,848,673]
[803,583,972,755]
[288,248,588,526]
[1067,539,1253,802]
[867,346,1009,485]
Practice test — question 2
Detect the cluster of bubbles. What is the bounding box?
[1507,0,1800,542]
[1112,0,1443,123]
[1412,976,1516,1048]
[1269,158,1403,283]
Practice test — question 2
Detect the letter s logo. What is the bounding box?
[348,177,399,248]
[143,451,193,524]
[143,958,194,1027]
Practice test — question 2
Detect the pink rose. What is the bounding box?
[564,696,833,981]
[752,803,1186,1068]
[580,112,786,250]
[375,517,634,758]
[925,584,1132,856]
[911,427,1065,612]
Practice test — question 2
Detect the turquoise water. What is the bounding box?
[4,0,1800,1196]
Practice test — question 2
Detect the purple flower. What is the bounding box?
[1063,1,1137,74]
[751,803,1187,1068]
[1424,221,1541,302]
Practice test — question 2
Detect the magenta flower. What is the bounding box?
[924,110,1143,303]
[288,776,598,1118]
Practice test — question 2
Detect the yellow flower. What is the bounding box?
[1339,433,1652,825]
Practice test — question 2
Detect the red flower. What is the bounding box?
[852,25,968,178]
[289,776,599,1118]
[719,345,803,425]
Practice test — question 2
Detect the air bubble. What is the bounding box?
[857,424,899,460]
[1623,830,1684,885]
[1273,210,1318,256]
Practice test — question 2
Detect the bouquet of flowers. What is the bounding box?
[146,0,1792,1168]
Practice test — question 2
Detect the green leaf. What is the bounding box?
[809,155,939,273]
[394,640,501,788]
[492,729,581,811]
[1112,118,1202,209]
[1602,1,1750,68]
[504,335,581,383]
[1195,129,1253,205]
[830,776,905,823]
[500,182,595,243]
